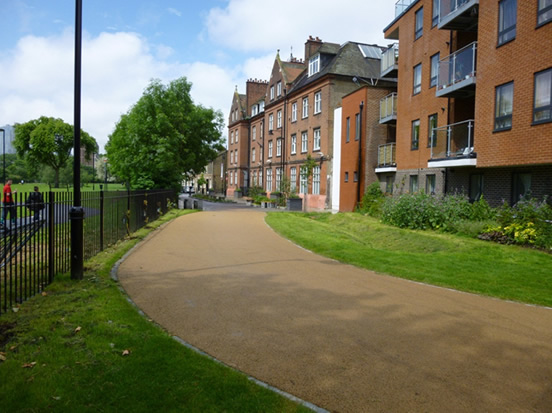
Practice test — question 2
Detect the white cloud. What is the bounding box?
[167,7,182,17]
[0,29,240,151]
[206,0,395,55]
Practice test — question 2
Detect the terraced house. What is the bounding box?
[380,0,552,206]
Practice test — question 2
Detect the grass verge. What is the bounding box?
[0,209,311,413]
[265,212,552,307]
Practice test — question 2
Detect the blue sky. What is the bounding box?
[0,0,395,151]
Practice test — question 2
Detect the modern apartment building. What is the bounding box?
[381,0,552,206]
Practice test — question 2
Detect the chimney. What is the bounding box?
[304,36,323,61]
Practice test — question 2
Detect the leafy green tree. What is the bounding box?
[106,77,224,189]
[13,116,98,188]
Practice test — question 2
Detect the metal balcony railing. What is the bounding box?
[379,93,398,123]
[395,0,416,17]
[378,143,396,167]
[437,41,477,93]
[430,119,475,160]
[381,44,399,78]
[438,0,479,30]
[440,0,475,21]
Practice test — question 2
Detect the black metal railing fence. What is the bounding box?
[0,188,176,315]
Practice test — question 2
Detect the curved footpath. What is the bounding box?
[117,208,552,412]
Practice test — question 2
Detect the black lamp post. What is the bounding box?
[0,128,5,183]
[70,0,84,280]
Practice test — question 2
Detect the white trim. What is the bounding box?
[427,158,477,168]
[375,167,397,173]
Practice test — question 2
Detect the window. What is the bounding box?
[308,54,320,76]
[301,131,308,152]
[538,0,552,26]
[252,172,257,186]
[277,110,282,128]
[252,147,256,163]
[314,91,322,114]
[260,121,264,137]
[495,82,514,131]
[252,105,258,116]
[291,134,297,154]
[235,149,238,163]
[344,172,349,183]
[259,101,265,112]
[266,169,273,192]
[498,0,517,46]
[512,173,531,204]
[302,97,309,118]
[534,68,552,123]
[235,130,238,142]
[355,113,360,140]
[432,0,439,27]
[252,126,256,141]
[385,176,394,194]
[230,170,233,185]
[230,150,233,164]
[354,171,359,182]
[409,175,419,193]
[412,119,420,150]
[270,85,275,100]
[230,131,234,144]
[313,128,321,150]
[234,171,238,187]
[469,174,483,202]
[428,114,438,147]
[277,81,282,97]
[413,63,422,95]
[415,7,423,39]
[258,170,262,187]
[313,166,321,195]
[290,167,297,191]
[291,102,297,122]
[346,117,350,143]
[430,53,439,88]
[300,169,308,194]
[268,140,273,158]
[276,168,282,191]
[269,113,274,131]
[276,139,282,157]
[426,174,436,195]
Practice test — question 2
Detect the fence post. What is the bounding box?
[48,191,54,283]
[100,188,104,251]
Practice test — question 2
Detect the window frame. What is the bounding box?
[355,113,360,141]
[314,91,322,114]
[268,113,274,131]
[428,113,438,147]
[300,168,308,194]
[277,81,282,97]
[291,102,297,122]
[276,138,282,157]
[270,85,275,101]
[344,171,349,183]
[415,7,424,40]
[432,0,439,27]
[302,97,309,119]
[430,53,439,88]
[346,117,350,143]
[409,175,419,193]
[533,68,552,125]
[312,166,321,195]
[413,63,422,95]
[252,147,256,163]
[426,174,436,195]
[498,0,517,47]
[290,167,297,191]
[291,134,297,155]
[268,140,273,158]
[313,128,321,151]
[301,131,308,153]
[494,81,514,131]
[277,109,282,128]
[266,169,273,192]
[411,119,420,150]
[538,0,552,27]
[308,54,320,77]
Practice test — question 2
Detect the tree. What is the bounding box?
[14,117,98,188]
[106,77,224,190]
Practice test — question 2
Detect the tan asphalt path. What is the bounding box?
[117,209,552,412]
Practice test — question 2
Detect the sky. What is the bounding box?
[0,0,396,151]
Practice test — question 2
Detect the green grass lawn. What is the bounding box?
[0,209,310,413]
[265,212,552,307]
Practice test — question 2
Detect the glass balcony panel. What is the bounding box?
[381,44,399,78]
[379,93,398,123]
[437,42,477,97]
[378,143,396,167]
[430,120,475,160]
[395,0,416,17]
[439,0,479,30]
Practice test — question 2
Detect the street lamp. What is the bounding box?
[0,128,5,183]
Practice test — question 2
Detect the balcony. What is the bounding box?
[379,93,397,124]
[436,42,477,98]
[428,120,476,168]
[438,0,479,31]
[395,0,416,18]
[376,143,397,172]
[381,44,398,78]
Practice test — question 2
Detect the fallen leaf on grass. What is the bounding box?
[122,349,130,356]
[22,362,37,368]
[9,345,17,351]
[0,353,6,362]
[52,396,61,401]
[41,292,48,296]
[74,326,82,333]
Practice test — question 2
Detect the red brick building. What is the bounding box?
[382,0,552,205]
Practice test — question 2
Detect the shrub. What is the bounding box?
[359,182,385,217]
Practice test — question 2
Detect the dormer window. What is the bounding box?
[251,104,258,116]
[259,101,265,112]
[277,81,282,97]
[308,54,320,77]
[270,86,275,100]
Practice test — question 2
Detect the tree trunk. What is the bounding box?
[54,168,60,188]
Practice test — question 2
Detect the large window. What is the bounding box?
[498,0,517,46]
[426,174,436,195]
[308,54,320,76]
[313,128,321,150]
[302,97,309,118]
[268,113,274,131]
[301,131,308,152]
[413,63,422,95]
[291,134,297,155]
[314,91,322,114]
[291,102,297,122]
[268,140,273,158]
[276,168,282,191]
[412,119,420,150]
[266,169,272,192]
[277,110,282,128]
[276,139,282,157]
[312,166,321,195]
[432,0,439,27]
[469,174,483,202]
[300,169,308,194]
[428,113,438,147]
[409,175,419,193]
[385,176,394,194]
[534,68,551,124]
[430,53,439,88]
[538,0,552,26]
[512,173,531,204]
[495,82,514,131]
[415,7,423,39]
[290,167,297,191]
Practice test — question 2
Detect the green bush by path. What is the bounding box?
[0,209,310,413]
[266,212,552,307]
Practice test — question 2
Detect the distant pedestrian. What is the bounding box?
[1,179,17,227]
[26,186,45,222]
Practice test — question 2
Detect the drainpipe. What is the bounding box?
[357,101,364,209]
[282,89,287,185]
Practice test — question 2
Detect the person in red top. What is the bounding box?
[2,178,17,227]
